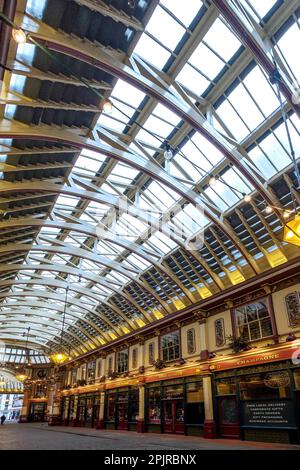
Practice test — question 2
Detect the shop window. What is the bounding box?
[216,377,237,395]
[234,299,273,341]
[117,350,128,373]
[87,361,96,384]
[161,331,180,362]
[240,371,291,400]
[185,381,204,425]
[128,388,139,422]
[163,382,184,400]
[285,292,300,327]
[106,392,116,422]
[215,318,225,346]
[149,342,155,364]
[132,348,138,369]
[293,370,300,389]
[148,387,161,422]
[187,328,196,354]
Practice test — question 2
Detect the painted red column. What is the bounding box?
[95,390,105,429]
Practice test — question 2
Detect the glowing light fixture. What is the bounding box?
[209,176,217,187]
[15,372,28,382]
[49,286,69,365]
[164,146,173,161]
[283,214,300,247]
[103,100,113,114]
[12,28,27,44]
[265,206,273,214]
[244,194,252,203]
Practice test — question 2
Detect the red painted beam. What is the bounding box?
[0,0,17,81]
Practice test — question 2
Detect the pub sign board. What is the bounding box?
[242,401,297,428]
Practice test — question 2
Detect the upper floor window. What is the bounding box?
[71,368,77,385]
[187,328,196,354]
[96,360,102,377]
[215,318,225,347]
[234,298,273,341]
[285,292,300,327]
[132,348,138,369]
[87,361,96,384]
[161,331,180,362]
[149,342,155,364]
[117,350,128,373]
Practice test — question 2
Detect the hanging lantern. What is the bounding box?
[283,214,300,246]
[15,370,29,382]
[48,285,69,365]
[49,352,69,365]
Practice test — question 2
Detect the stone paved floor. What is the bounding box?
[0,422,300,450]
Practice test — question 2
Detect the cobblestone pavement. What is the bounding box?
[0,422,300,450]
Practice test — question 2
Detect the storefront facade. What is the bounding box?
[146,377,204,436]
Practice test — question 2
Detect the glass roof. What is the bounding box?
[0,0,299,358]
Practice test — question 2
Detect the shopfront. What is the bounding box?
[146,377,205,436]
[28,402,47,422]
[104,386,139,431]
[61,393,100,427]
[213,362,300,443]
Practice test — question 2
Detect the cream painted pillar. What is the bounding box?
[19,386,32,423]
[95,390,106,429]
[199,319,209,360]
[203,374,216,438]
[137,384,145,432]
[138,341,145,370]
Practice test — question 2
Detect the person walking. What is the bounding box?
[1,414,6,425]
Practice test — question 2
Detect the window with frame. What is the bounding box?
[96,360,102,378]
[148,342,155,365]
[187,328,196,355]
[215,318,225,347]
[132,348,138,369]
[234,299,273,341]
[285,292,300,327]
[161,331,180,362]
[87,361,96,384]
[117,350,129,373]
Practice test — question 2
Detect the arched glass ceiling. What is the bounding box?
[0,0,299,357]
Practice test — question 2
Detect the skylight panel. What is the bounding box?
[143,181,178,211]
[247,146,277,179]
[133,34,170,69]
[215,99,249,141]
[240,0,277,19]
[277,23,300,82]
[55,195,80,208]
[176,64,211,97]
[258,131,291,171]
[146,232,177,254]
[112,79,145,108]
[97,114,128,133]
[143,114,174,140]
[189,43,225,81]
[160,0,202,27]
[203,18,241,62]
[204,185,230,212]
[146,5,186,51]
[227,83,264,131]
[152,103,180,127]
[191,133,224,167]
[242,66,278,117]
